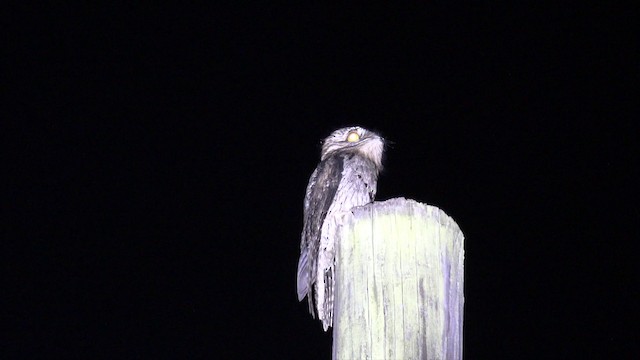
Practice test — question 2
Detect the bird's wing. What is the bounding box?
[297,155,343,310]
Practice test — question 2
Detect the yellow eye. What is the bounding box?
[347,131,360,142]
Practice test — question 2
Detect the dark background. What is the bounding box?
[5,3,637,359]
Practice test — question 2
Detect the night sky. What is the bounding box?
[6,3,637,359]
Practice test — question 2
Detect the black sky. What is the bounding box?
[5,3,638,359]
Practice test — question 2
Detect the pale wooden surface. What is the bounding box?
[332,198,464,360]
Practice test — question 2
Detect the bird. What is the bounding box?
[296,126,385,331]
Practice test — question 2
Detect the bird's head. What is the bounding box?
[321,126,385,171]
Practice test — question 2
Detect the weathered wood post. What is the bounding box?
[332,198,464,360]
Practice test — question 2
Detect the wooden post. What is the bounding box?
[332,198,464,360]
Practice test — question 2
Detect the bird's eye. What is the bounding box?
[347,131,360,142]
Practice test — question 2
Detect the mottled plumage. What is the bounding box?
[297,126,384,330]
